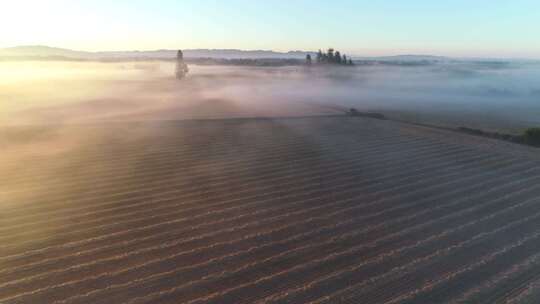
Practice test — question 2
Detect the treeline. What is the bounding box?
[306,48,354,66]
[186,58,304,66]
[457,127,540,148]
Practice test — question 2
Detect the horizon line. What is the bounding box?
[2,45,540,61]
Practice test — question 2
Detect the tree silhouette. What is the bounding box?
[335,51,342,64]
[327,48,335,63]
[316,50,323,63]
[306,54,312,65]
[175,50,189,79]
[313,48,353,66]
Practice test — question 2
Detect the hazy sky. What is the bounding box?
[1,0,539,58]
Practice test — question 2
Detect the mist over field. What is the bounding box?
[1,60,540,133]
[4,0,540,301]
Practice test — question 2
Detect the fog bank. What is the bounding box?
[1,60,540,133]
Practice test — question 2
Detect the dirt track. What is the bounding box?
[1,116,540,304]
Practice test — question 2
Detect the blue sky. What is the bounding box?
[1,0,539,58]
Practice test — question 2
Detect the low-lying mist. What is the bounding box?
[2,59,540,214]
[1,60,540,133]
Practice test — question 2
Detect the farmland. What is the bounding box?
[1,115,540,304]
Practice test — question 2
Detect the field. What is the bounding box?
[2,115,540,303]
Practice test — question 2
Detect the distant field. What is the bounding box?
[2,116,540,303]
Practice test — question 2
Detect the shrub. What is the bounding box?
[523,128,540,146]
[347,108,386,120]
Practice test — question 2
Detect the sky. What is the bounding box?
[1,0,539,58]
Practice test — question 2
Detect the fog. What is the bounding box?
[2,59,540,219]
[1,60,540,133]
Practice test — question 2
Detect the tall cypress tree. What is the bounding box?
[327,48,335,63]
[175,50,189,79]
[316,50,323,63]
[335,51,342,64]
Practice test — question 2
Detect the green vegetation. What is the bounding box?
[348,108,387,119]
[456,126,540,148]
[523,128,540,146]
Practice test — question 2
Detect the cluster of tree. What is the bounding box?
[523,128,540,146]
[306,48,354,66]
[456,126,540,147]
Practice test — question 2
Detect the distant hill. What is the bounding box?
[0,46,316,60]
[7,45,530,64]
[0,46,454,61]
[363,55,450,62]
[0,46,92,58]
